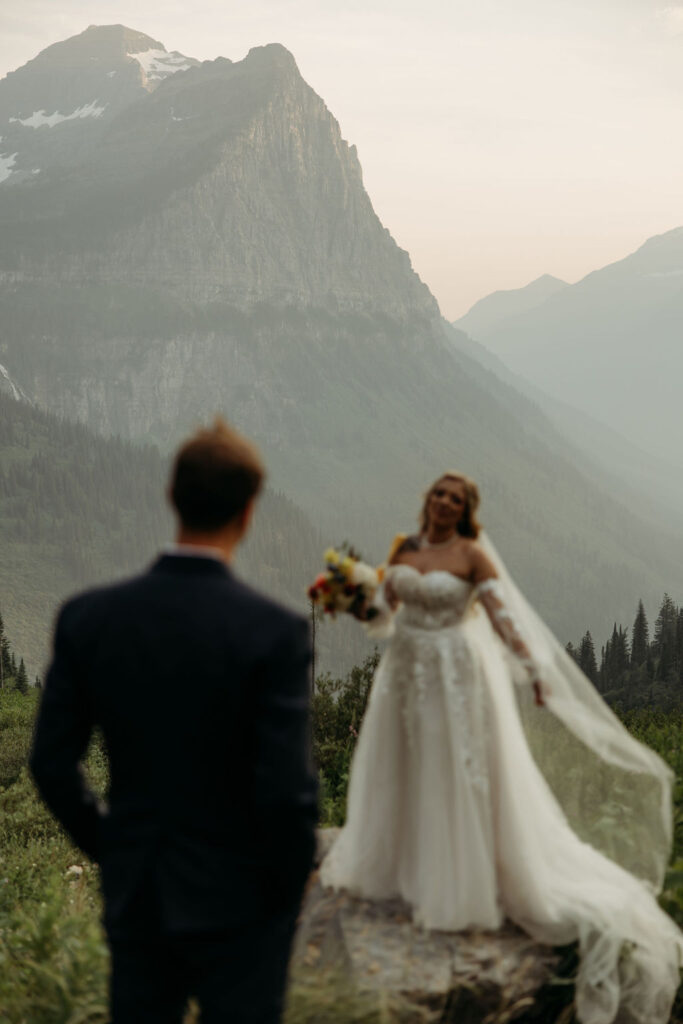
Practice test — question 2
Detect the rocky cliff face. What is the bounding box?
[1,25,683,644]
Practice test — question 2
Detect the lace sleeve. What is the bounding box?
[476,578,540,685]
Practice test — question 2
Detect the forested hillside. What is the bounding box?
[0,393,366,676]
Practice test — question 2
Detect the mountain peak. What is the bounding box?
[530,273,568,288]
[32,24,168,67]
[243,43,300,75]
[0,23,199,179]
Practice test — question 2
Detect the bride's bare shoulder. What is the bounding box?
[388,533,421,564]
[465,537,497,579]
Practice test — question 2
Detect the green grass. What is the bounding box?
[2,687,683,1023]
[0,690,109,1024]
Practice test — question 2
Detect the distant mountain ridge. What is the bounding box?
[457,227,683,467]
[454,274,568,339]
[1,25,683,648]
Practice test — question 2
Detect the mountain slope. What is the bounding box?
[443,323,683,538]
[0,393,365,677]
[457,228,683,467]
[1,26,682,647]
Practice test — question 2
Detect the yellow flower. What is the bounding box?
[324,547,339,565]
[386,533,407,563]
[340,556,354,578]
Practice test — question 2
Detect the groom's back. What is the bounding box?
[57,553,312,932]
[77,560,285,803]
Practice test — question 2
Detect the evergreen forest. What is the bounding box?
[567,594,683,710]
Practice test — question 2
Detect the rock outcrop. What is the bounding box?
[291,830,565,1024]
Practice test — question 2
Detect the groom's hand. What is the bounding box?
[30,599,101,860]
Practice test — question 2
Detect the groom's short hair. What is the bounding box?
[169,417,265,530]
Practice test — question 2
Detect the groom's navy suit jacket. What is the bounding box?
[30,554,317,938]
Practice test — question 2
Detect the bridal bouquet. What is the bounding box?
[308,545,381,620]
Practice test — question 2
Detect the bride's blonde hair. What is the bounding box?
[420,471,482,539]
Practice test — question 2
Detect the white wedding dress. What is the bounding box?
[321,560,683,1024]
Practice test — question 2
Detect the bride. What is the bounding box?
[320,472,683,1024]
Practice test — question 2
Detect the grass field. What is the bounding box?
[2,687,683,1023]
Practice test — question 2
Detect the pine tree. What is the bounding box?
[604,624,630,686]
[654,593,677,648]
[579,631,599,685]
[565,641,578,664]
[600,624,618,691]
[630,600,650,667]
[14,658,28,695]
[653,594,678,681]
[0,609,5,689]
[0,609,13,688]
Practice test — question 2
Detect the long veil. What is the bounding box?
[477,531,674,891]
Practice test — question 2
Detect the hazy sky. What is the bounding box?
[1,0,682,318]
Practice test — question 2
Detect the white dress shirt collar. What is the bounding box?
[163,542,227,564]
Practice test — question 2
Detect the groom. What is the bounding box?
[30,418,317,1023]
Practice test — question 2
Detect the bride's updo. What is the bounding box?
[420,472,482,539]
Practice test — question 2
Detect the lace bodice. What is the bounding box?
[382,566,539,685]
[386,564,476,631]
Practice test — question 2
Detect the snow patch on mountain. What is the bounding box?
[0,363,28,402]
[0,151,17,183]
[128,49,192,83]
[10,100,107,129]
